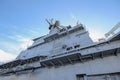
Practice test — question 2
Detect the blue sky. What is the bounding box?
[0,0,120,62]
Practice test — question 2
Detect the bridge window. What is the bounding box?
[74,45,80,48]
[66,47,73,51]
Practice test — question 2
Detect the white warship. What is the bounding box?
[0,20,120,80]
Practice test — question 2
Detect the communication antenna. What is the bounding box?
[76,20,79,25]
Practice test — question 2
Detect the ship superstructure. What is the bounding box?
[0,20,120,80]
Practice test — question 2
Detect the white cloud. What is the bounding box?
[20,39,33,51]
[0,35,33,64]
[14,35,34,51]
[8,35,33,51]
[0,49,17,63]
[89,28,105,42]
[28,29,40,35]
[0,35,34,61]
[8,35,30,42]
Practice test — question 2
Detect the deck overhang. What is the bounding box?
[40,48,120,67]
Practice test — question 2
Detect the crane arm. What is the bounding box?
[105,22,120,37]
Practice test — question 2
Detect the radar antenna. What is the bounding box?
[105,22,120,37]
[46,19,54,30]
[46,18,53,25]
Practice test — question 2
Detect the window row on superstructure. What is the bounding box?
[28,25,85,50]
